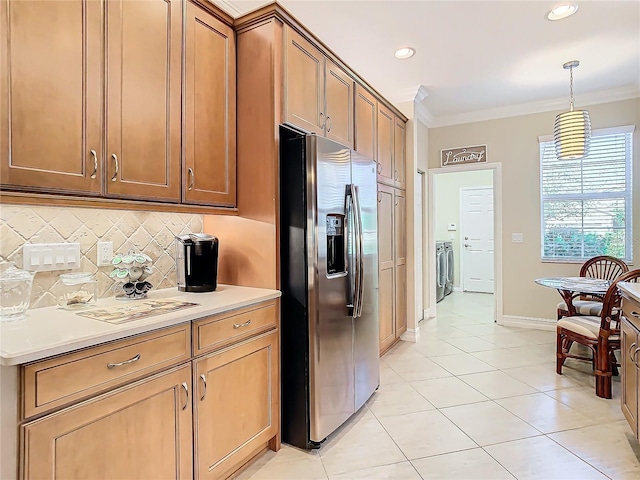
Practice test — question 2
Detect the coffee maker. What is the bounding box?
[175,234,218,292]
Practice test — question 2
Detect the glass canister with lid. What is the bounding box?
[0,262,35,321]
[57,272,98,309]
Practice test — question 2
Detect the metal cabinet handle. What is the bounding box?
[634,347,640,368]
[199,373,207,401]
[89,149,98,178]
[394,169,398,180]
[181,382,189,410]
[464,243,470,248]
[111,153,118,182]
[319,112,325,129]
[631,311,640,319]
[107,353,140,369]
[395,198,399,206]
[377,192,382,203]
[377,162,381,174]
[188,168,194,191]
[233,319,251,329]
[326,116,332,132]
[628,342,637,362]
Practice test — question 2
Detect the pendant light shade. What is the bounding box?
[554,60,591,160]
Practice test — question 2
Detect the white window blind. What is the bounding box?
[539,126,633,262]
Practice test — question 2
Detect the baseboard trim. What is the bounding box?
[424,307,436,319]
[400,328,420,343]
[501,315,556,331]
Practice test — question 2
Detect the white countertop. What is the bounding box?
[0,285,281,366]
[619,281,640,304]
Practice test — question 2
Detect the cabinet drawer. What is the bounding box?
[193,301,277,356]
[22,324,191,419]
[622,297,640,331]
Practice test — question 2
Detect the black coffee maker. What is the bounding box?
[175,234,218,292]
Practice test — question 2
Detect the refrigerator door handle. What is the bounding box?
[346,185,359,318]
[352,184,365,318]
[345,187,356,316]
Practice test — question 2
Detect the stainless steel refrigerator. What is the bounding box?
[279,126,380,449]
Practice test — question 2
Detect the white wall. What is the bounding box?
[434,170,493,287]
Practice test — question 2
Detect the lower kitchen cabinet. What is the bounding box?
[21,364,193,479]
[193,331,279,479]
[621,294,640,439]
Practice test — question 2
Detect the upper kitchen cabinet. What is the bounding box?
[284,25,354,148]
[183,0,236,207]
[376,103,394,185]
[394,116,406,190]
[105,0,182,202]
[0,0,102,195]
[354,85,377,161]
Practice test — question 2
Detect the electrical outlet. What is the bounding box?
[97,241,114,266]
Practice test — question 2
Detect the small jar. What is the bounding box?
[57,273,98,309]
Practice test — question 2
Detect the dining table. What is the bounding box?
[534,276,611,317]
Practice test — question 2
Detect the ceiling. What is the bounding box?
[218,0,640,126]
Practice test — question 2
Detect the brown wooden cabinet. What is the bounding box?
[183,0,236,207]
[0,0,102,195]
[284,25,354,148]
[354,85,377,161]
[394,117,406,189]
[105,0,182,202]
[394,190,407,336]
[193,331,279,479]
[621,295,640,439]
[376,104,394,185]
[22,364,193,479]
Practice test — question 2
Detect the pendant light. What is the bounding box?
[554,60,591,160]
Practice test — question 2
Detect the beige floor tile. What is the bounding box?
[545,387,626,424]
[441,315,482,327]
[516,329,557,344]
[484,436,608,479]
[496,393,596,434]
[387,355,453,382]
[445,336,501,353]
[448,323,503,336]
[379,365,405,386]
[471,345,553,369]
[411,448,515,479]
[328,461,421,479]
[318,417,405,476]
[236,445,327,480]
[367,382,435,418]
[458,370,539,399]
[410,376,489,408]
[422,325,473,340]
[549,421,640,479]
[430,353,497,376]
[501,364,582,392]
[411,339,464,358]
[379,410,477,460]
[441,401,541,446]
[479,332,537,348]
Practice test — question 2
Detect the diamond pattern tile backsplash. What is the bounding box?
[0,205,203,309]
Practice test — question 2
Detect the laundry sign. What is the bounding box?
[441,145,487,167]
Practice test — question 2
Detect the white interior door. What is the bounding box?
[461,187,494,293]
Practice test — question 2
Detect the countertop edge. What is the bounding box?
[1,288,281,367]
[619,282,640,304]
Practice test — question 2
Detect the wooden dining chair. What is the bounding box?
[557,255,629,320]
[556,269,640,399]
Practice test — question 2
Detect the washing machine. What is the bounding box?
[436,242,446,302]
[444,241,454,296]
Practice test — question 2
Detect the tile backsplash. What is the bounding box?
[0,205,203,309]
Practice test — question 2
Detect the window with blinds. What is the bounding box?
[539,125,634,262]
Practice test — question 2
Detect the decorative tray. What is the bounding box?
[76,299,198,325]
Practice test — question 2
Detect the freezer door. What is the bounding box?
[307,135,355,442]
[351,150,380,410]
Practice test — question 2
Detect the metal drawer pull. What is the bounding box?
[319,112,325,129]
[394,169,398,180]
[199,374,207,401]
[188,168,194,191]
[111,153,118,182]
[107,353,140,369]
[233,319,252,329]
[634,347,640,368]
[628,342,637,362]
[90,150,98,178]
[181,382,189,410]
[377,162,381,174]
[326,116,332,132]
[631,311,640,319]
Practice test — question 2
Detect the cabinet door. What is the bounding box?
[394,117,406,190]
[354,85,376,160]
[324,59,353,147]
[378,184,395,354]
[395,263,407,336]
[0,0,102,194]
[621,318,638,437]
[377,104,394,185]
[284,26,324,135]
[22,364,193,479]
[194,331,279,479]
[395,189,406,266]
[184,1,236,207]
[106,0,181,201]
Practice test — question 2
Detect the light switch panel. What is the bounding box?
[512,233,524,243]
[23,243,81,271]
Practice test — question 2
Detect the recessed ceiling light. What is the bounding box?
[394,47,415,59]
[547,3,579,20]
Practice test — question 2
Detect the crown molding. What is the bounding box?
[390,84,429,104]
[208,0,244,17]
[414,101,434,127]
[429,84,640,128]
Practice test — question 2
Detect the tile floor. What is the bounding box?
[237,292,640,480]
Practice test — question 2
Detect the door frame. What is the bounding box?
[428,163,503,324]
[459,186,495,294]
